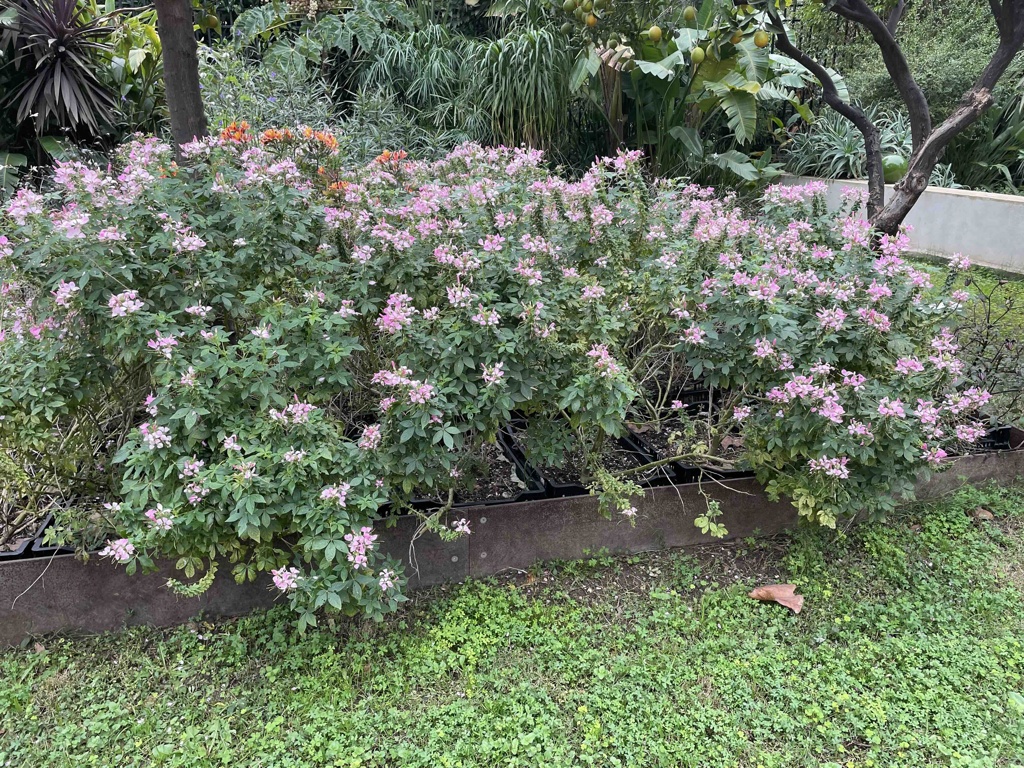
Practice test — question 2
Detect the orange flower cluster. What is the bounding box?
[301,127,339,152]
[260,128,295,144]
[220,121,251,143]
[374,150,408,165]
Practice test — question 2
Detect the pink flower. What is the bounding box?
[733,406,751,421]
[816,306,846,332]
[841,370,866,389]
[470,305,501,327]
[921,444,948,468]
[178,457,205,478]
[358,424,383,450]
[408,383,435,404]
[376,293,417,334]
[586,344,622,377]
[378,569,396,591]
[222,434,240,451]
[147,333,178,358]
[320,483,351,507]
[100,538,135,563]
[109,290,144,317]
[956,422,987,443]
[681,326,706,345]
[482,362,505,386]
[808,456,850,479]
[949,253,971,271]
[271,566,301,591]
[478,234,506,252]
[847,420,873,440]
[51,280,79,307]
[753,338,776,359]
[184,304,212,318]
[452,518,471,535]
[811,396,845,424]
[620,505,638,519]
[866,280,893,303]
[856,307,892,333]
[344,526,378,568]
[139,422,171,450]
[877,397,906,418]
[581,285,606,301]
[269,400,317,425]
[282,449,306,463]
[806,456,847,481]
[895,357,924,376]
[144,505,174,531]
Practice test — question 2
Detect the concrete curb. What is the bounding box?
[1,449,1021,646]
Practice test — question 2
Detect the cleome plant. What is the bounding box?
[0,128,990,626]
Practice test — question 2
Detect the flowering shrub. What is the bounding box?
[0,130,990,624]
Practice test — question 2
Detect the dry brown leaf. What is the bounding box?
[748,583,804,614]
[973,507,995,522]
[720,435,745,451]
[32,642,45,654]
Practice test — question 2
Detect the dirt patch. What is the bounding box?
[483,535,793,608]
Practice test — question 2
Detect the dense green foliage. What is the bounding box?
[2,482,1024,766]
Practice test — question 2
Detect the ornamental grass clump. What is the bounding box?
[0,130,990,624]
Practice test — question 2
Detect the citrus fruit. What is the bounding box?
[683,5,696,22]
[690,45,705,64]
[754,30,770,47]
[648,24,662,42]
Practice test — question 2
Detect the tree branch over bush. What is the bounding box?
[763,0,1024,235]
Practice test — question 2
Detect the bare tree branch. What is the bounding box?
[885,0,908,34]
[767,6,885,218]
[832,0,931,149]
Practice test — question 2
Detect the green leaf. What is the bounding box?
[668,126,703,158]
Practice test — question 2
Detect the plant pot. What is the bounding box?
[402,436,548,511]
[505,425,654,498]
[0,513,46,561]
[29,513,76,557]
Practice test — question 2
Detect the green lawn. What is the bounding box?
[3,484,1024,768]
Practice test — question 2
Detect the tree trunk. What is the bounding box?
[154,0,207,148]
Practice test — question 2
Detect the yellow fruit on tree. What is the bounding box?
[683,5,696,22]
[690,45,705,65]
[648,24,662,42]
[754,30,771,48]
[586,12,597,26]
[730,30,743,45]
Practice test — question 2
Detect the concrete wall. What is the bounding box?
[783,176,1024,275]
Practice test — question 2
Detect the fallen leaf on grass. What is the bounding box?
[748,583,804,614]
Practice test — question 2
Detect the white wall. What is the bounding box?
[783,176,1024,275]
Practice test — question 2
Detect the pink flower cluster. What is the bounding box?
[100,538,135,563]
[320,483,351,507]
[272,566,301,591]
[344,526,377,568]
[109,290,144,317]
